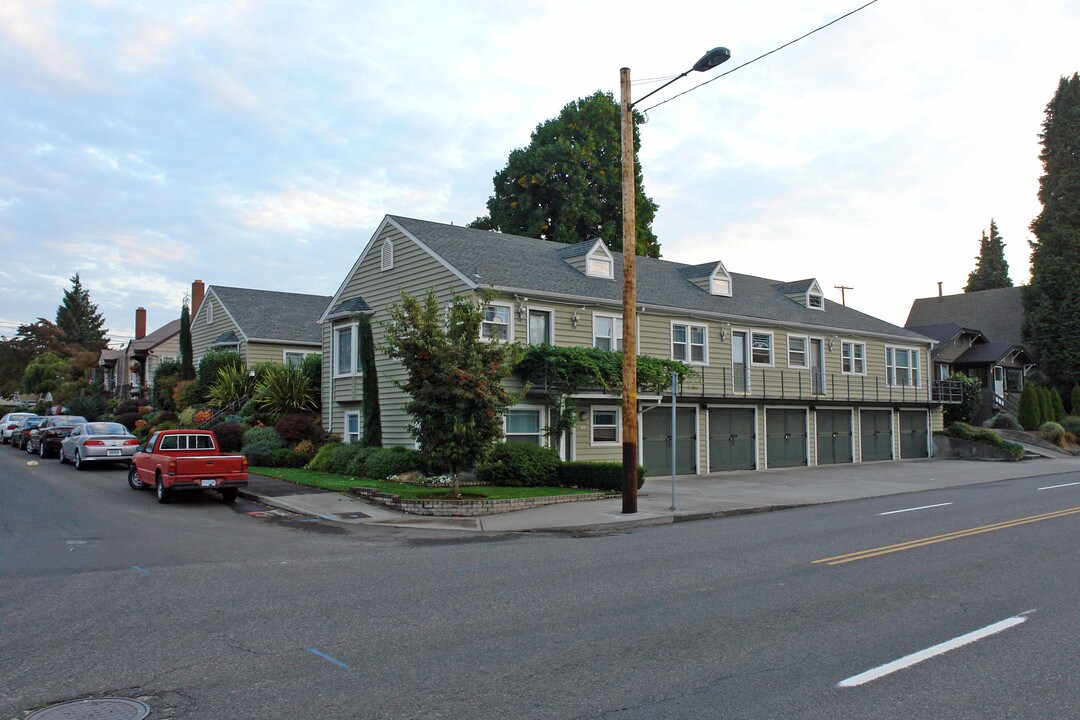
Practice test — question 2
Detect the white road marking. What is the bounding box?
[877,502,952,516]
[837,614,1028,688]
[1038,481,1080,491]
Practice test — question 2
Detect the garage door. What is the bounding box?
[708,408,756,472]
[816,409,853,465]
[766,409,808,469]
[899,410,929,459]
[642,407,697,477]
[860,410,893,462]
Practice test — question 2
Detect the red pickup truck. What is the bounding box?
[128,429,248,504]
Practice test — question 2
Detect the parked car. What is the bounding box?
[59,422,140,470]
[26,415,87,458]
[1,412,36,444]
[12,416,46,450]
[128,429,248,503]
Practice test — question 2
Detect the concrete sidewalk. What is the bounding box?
[239,456,1080,533]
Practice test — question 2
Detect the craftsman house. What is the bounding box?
[323,215,954,476]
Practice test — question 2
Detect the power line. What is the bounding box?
[640,0,882,114]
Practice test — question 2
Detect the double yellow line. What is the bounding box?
[814,505,1080,566]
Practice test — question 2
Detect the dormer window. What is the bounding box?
[381,238,394,271]
[808,293,823,309]
[587,255,613,278]
[711,277,730,295]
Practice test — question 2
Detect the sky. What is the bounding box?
[1,0,1078,348]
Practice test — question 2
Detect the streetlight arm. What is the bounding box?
[627,47,730,110]
[627,70,691,110]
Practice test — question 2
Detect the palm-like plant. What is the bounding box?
[254,363,317,417]
[209,364,255,409]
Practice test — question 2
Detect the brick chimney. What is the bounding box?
[191,279,205,316]
[135,307,146,340]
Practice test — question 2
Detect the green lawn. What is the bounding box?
[249,467,607,500]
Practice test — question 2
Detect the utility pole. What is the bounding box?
[620,67,638,514]
[834,285,853,306]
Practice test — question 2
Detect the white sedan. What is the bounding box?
[1,412,36,444]
[59,422,140,470]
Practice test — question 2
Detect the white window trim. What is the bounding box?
[526,306,555,346]
[806,279,825,311]
[671,321,708,365]
[750,330,774,368]
[787,334,809,369]
[333,322,359,377]
[585,243,615,279]
[343,411,361,444]
[480,302,513,342]
[590,406,621,447]
[591,313,626,351]
[381,238,394,271]
[730,328,752,394]
[504,404,547,446]
[841,341,866,376]
[885,345,922,387]
[283,349,312,366]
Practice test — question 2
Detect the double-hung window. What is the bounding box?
[591,408,620,445]
[593,314,623,351]
[344,412,361,444]
[672,323,707,364]
[750,331,773,366]
[505,407,544,445]
[528,309,552,345]
[886,347,921,387]
[842,341,866,375]
[481,304,511,341]
[334,324,356,376]
[788,335,808,368]
[284,351,306,367]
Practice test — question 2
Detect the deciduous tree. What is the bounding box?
[470,91,661,257]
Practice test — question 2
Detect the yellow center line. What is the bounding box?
[814,505,1080,566]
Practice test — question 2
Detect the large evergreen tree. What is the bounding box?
[54,273,108,351]
[470,91,661,257]
[965,219,1012,292]
[1023,73,1080,388]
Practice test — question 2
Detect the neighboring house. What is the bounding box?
[322,215,954,476]
[190,284,330,368]
[905,286,1034,421]
[97,307,180,399]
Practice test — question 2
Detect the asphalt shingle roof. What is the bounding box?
[905,287,1025,346]
[327,297,372,317]
[954,341,1030,365]
[130,319,180,352]
[210,286,331,344]
[390,216,925,341]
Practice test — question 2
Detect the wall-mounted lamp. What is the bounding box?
[718,326,728,341]
[827,336,837,352]
[571,306,585,329]
[578,411,588,422]
[514,294,529,320]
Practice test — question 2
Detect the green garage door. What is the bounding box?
[816,409,853,465]
[708,408,756,472]
[766,409,808,469]
[642,407,697,477]
[860,410,893,462]
[899,410,929,458]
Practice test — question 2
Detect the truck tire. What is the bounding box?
[128,465,146,491]
[155,474,172,504]
[220,488,238,503]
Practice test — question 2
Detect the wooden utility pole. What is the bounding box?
[620,67,638,514]
[834,285,853,306]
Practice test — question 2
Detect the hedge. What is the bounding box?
[476,443,560,487]
[557,461,646,491]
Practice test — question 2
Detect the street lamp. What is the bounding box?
[620,46,730,514]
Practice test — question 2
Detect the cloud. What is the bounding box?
[0,0,88,86]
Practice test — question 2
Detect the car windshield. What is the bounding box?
[24,418,45,428]
[86,422,130,436]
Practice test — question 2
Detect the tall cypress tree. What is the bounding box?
[357,313,382,447]
[179,301,195,380]
[1023,73,1080,388]
[964,219,1012,292]
[55,273,108,351]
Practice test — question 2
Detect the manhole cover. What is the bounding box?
[26,697,150,720]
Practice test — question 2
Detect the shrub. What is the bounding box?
[115,412,142,431]
[1060,415,1080,437]
[983,412,1022,430]
[214,422,245,453]
[65,392,106,422]
[1038,388,1054,428]
[557,462,646,491]
[115,399,142,416]
[253,363,317,418]
[275,413,322,444]
[1017,385,1041,430]
[242,426,284,452]
[476,443,559,487]
[944,422,975,441]
[364,446,420,480]
[345,446,377,477]
[153,421,179,432]
[178,407,197,428]
[308,442,368,474]
[294,439,316,459]
[154,410,179,424]
[1051,388,1067,422]
[193,409,214,427]
[941,422,1025,459]
[194,350,244,403]
[269,447,308,468]
[1072,384,1080,415]
[172,380,198,412]
[1040,421,1066,447]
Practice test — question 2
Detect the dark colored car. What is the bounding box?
[26,415,87,458]
[12,416,46,450]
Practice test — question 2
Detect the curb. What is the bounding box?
[526,503,808,534]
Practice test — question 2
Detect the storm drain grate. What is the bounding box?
[26,697,150,720]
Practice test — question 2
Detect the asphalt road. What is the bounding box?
[2,445,1079,719]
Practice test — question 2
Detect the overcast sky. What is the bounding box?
[1,0,1078,347]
